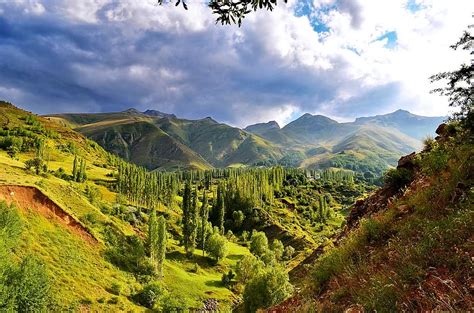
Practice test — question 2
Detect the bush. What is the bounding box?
[134,282,163,309]
[421,147,449,176]
[221,270,235,287]
[384,168,414,189]
[236,254,262,284]
[205,232,228,263]
[11,256,52,312]
[109,282,122,296]
[243,266,293,312]
[249,231,268,257]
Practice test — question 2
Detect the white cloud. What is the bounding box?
[0,0,472,125]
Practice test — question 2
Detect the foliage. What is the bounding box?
[221,270,235,287]
[134,282,164,309]
[11,256,52,312]
[384,167,414,190]
[249,231,268,257]
[430,28,474,132]
[236,255,263,285]
[243,266,293,312]
[270,239,284,261]
[104,227,153,276]
[205,230,229,263]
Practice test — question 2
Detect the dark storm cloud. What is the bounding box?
[0,0,459,126]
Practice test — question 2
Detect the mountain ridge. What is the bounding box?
[46,108,442,175]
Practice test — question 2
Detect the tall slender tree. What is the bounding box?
[216,182,225,234]
[182,180,194,256]
[199,191,209,255]
[156,215,167,278]
[148,209,159,274]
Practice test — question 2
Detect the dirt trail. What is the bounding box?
[0,185,98,244]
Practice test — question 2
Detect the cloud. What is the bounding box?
[0,0,472,127]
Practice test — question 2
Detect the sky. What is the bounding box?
[0,0,472,127]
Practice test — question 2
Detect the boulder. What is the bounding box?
[397,152,416,170]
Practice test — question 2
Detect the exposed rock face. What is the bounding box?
[397,151,417,170]
[346,186,396,229]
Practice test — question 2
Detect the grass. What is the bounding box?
[162,240,251,308]
[306,139,474,312]
[13,205,142,311]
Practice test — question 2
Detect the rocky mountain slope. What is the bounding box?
[268,123,473,312]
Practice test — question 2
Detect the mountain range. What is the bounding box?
[47,109,445,176]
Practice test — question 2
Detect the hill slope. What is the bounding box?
[269,124,473,312]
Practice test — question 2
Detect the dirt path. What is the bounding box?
[0,185,98,244]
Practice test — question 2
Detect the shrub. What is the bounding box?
[384,168,414,189]
[236,254,262,284]
[420,147,449,176]
[243,266,293,312]
[283,245,295,261]
[11,256,52,312]
[221,270,235,287]
[249,231,268,257]
[134,282,164,309]
[109,282,122,296]
[205,232,228,263]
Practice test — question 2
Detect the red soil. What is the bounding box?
[0,185,98,244]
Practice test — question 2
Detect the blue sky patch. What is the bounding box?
[375,31,398,49]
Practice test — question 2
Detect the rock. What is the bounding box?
[397,204,412,214]
[397,152,417,170]
[435,123,447,136]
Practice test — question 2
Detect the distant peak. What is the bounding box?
[393,109,411,114]
[267,120,280,128]
[201,116,218,123]
[123,108,141,114]
[244,120,280,133]
[143,109,176,119]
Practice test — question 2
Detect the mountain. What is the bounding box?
[47,108,441,175]
[143,109,177,119]
[50,109,282,170]
[354,109,446,139]
[244,121,280,134]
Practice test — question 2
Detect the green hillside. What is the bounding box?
[271,122,473,312]
[1,101,376,312]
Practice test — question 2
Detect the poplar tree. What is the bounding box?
[216,183,225,234]
[72,154,78,180]
[199,191,209,255]
[148,209,159,274]
[182,180,193,256]
[156,215,167,278]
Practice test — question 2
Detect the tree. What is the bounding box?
[148,209,159,273]
[72,154,78,180]
[157,0,287,26]
[182,180,196,256]
[156,216,167,278]
[232,210,245,229]
[205,229,228,263]
[430,27,473,132]
[270,239,284,261]
[24,158,44,175]
[215,183,225,233]
[250,231,268,258]
[243,266,293,312]
[236,254,262,284]
[283,245,295,261]
[199,192,209,256]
